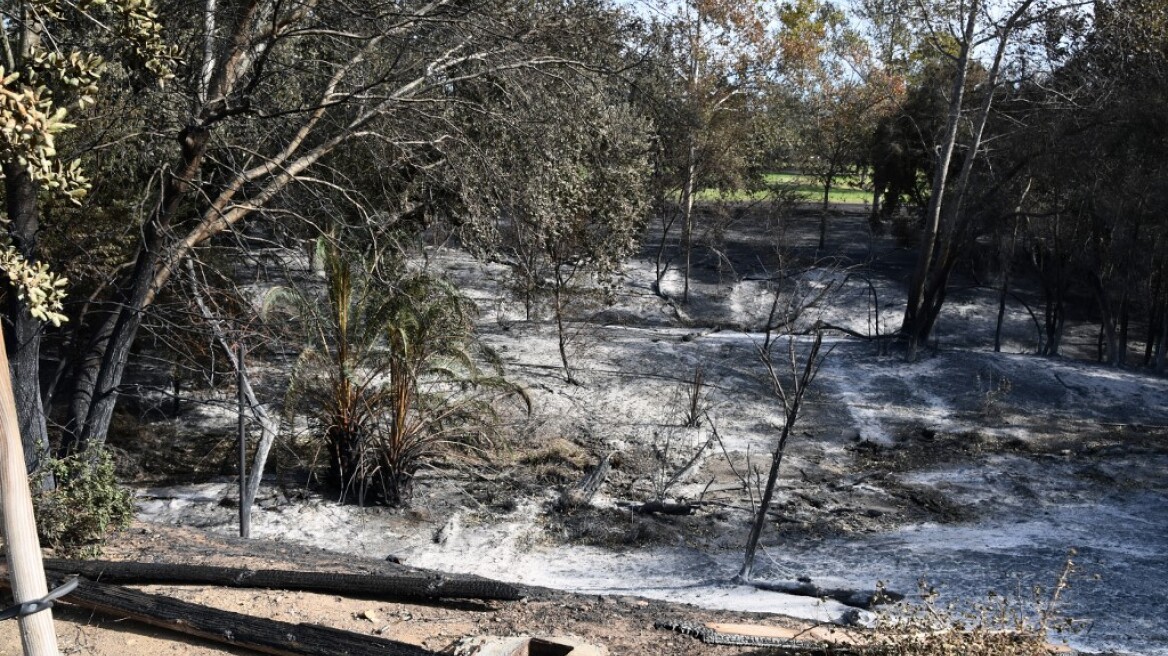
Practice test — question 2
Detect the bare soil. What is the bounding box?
[1,522,828,655]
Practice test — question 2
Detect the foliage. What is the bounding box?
[466,80,652,379]
[1014,0,1168,365]
[0,243,67,324]
[0,0,176,328]
[288,240,527,505]
[479,85,651,283]
[0,58,91,199]
[870,58,978,230]
[0,0,663,468]
[32,448,134,557]
[781,1,897,249]
[628,0,785,298]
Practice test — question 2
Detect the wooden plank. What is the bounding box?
[20,573,436,656]
[43,559,521,602]
[0,323,60,655]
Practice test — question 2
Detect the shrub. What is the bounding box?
[873,554,1080,656]
[288,240,528,506]
[33,449,135,557]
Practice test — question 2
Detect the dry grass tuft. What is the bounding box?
[872,552,1081,656]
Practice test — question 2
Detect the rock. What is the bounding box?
[434,512,462,545]
[836,608,865,626]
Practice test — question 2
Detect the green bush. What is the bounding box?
[33,449,134,557]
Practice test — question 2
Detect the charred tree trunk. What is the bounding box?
[1117,294,1130,367]
[1156,293,1168,373]
[1092,273,1120,367]
[1144,302,1157,365]
[995,204,1023,354]
[900,4,978,359]
[818,178,831,250]
[17,572,437,656]
[901,0,1032,358]
[43,559,522,601]
[63,126,210,455]
[737,331,823,582]
[1041,273,1066,356]
[994,269,1009,353]
[681,141,698,304]
[680,17,701,305]
[2,163,50,477]
[652,194,677,297]
[552,262,575,384]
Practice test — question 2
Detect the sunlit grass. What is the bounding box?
[695,172,872,204]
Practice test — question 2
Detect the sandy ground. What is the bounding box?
[7,206,1166,655]
[0,523,842,656]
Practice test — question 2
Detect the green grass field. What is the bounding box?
[695,172,871,204]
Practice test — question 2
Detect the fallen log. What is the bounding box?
[748,579,904,610]
[43,559,522,602]
[636,500,696,515]
[2,573,435,656]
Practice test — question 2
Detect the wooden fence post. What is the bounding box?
[0,324,60,655]
[238,342,250,539]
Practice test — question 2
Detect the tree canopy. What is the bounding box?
[3,0,1167,489]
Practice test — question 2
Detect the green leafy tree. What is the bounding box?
[782,0,891,248]
[0,0,654,471]
[472,82,652,382]
[634,0,782,302]
[0,0,176,472]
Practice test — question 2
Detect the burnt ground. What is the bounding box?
[37,202,1168,655]
[1,522,850,656]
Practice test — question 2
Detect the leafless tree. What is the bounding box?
[736,265,837,582]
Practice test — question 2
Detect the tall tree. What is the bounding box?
[1020,0,1168,365]
[896,0,1074,358]
[467,77,652,382]
[782,0,892,248]
[635,0,781,302]
[1,0,173,471]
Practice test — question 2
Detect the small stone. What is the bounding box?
[358,609,379,622]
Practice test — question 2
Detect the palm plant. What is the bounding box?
[289,240,526,505]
